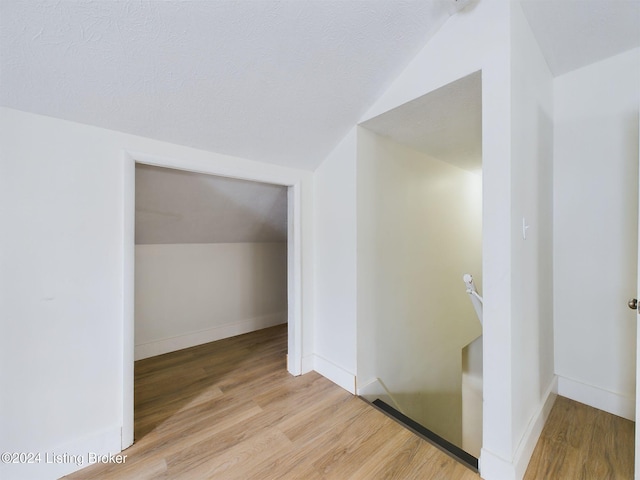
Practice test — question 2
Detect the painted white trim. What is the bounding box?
[128,150,304,186]
[122,149,307,448]
[635,108,640,480]
[513,377,558,479]
[356,377,406,415]
[313,354,356,394]
[135,312,287,360]
[480,377,557,480]
[479,449,516,480]
[301,354,314,374]
[287,183,303,375]
[0,426,122,480]
[557,375,634,421]
[122,152,135,450]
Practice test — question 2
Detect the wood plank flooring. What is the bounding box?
[64,325,479,480]
[63,325,634,479]
[524,395,634,480]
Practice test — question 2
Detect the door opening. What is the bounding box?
[356,71,483,468]
[122,152,303,448]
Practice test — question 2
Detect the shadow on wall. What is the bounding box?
[135,164,288,245]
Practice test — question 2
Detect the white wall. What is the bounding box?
[0,107,313,480]
[356,128,482,447]
[508,4,556,476]
[312,129,358,392]
[554,47,640,419]
[313,1,555,476]
[135,242,287,360]
[354,1,517,477]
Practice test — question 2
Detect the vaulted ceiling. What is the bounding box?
[361,71,482,174]
[0,0,453,171]
[521,0,640,77]
[2,1,638,245]
[1,1,638,172]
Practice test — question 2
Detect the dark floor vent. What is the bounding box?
[371,399,479,472]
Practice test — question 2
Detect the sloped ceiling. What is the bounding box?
[135,165,287,245]
[1,1,637,176]
[0,0,453,171]
[521,0,640,77]
[360,71,482,173]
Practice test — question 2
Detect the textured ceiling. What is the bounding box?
[521,0,640,76]
[361,71,482,173]
[1,1,636,175]
[0,0,452,171]
[135,164,287,245]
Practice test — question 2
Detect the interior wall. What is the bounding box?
[312,129,358,391]
[135,242,287,360]
[354,1,517,476]
[509,4,556,475]
[554,47,640,419]
[356,128,482,447]
[0,106,314,480]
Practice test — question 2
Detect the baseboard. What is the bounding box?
[513,377,557,479]
[313,354,356,394]
[301,354,314,374]
[480,376,557,480]
[556,375,634,420]
[0,426,121,480]
[357,377,406,415]
[356,377,383,397]
[479,449,517,480]
[135,312,286,360]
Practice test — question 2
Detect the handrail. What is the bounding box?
[463,274,483,325]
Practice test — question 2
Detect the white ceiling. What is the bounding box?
[0,0,452,171]
[135,165,287,245]
[521,0,640,77]
[361,71,482,173]
[1,1,637,175]
[359,1,640,172]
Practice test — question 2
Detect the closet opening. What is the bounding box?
[122,157,302,448]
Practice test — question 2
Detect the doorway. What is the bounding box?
[133,165,288,361]
[121,153,304,448]
[356,71,483,467]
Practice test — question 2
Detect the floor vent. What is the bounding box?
[371,399,479,472]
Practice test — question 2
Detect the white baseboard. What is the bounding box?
[357,377,406,414]
[0,426,122,480]
[480,376,557,480]
[479,449,517,480]
[513,377,557,479]
[356,377,382,397]
[313,354,356,394]
[135,312,286,360]
[301,354,314,375]
[557,375,634,421]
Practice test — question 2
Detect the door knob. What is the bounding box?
[628,298,638,310]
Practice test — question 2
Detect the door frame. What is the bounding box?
[635,111,640,480]
[121,150,305,448]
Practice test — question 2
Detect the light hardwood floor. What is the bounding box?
[64,325,633,479]
[524,395,634,480]
[64,324,478,479]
